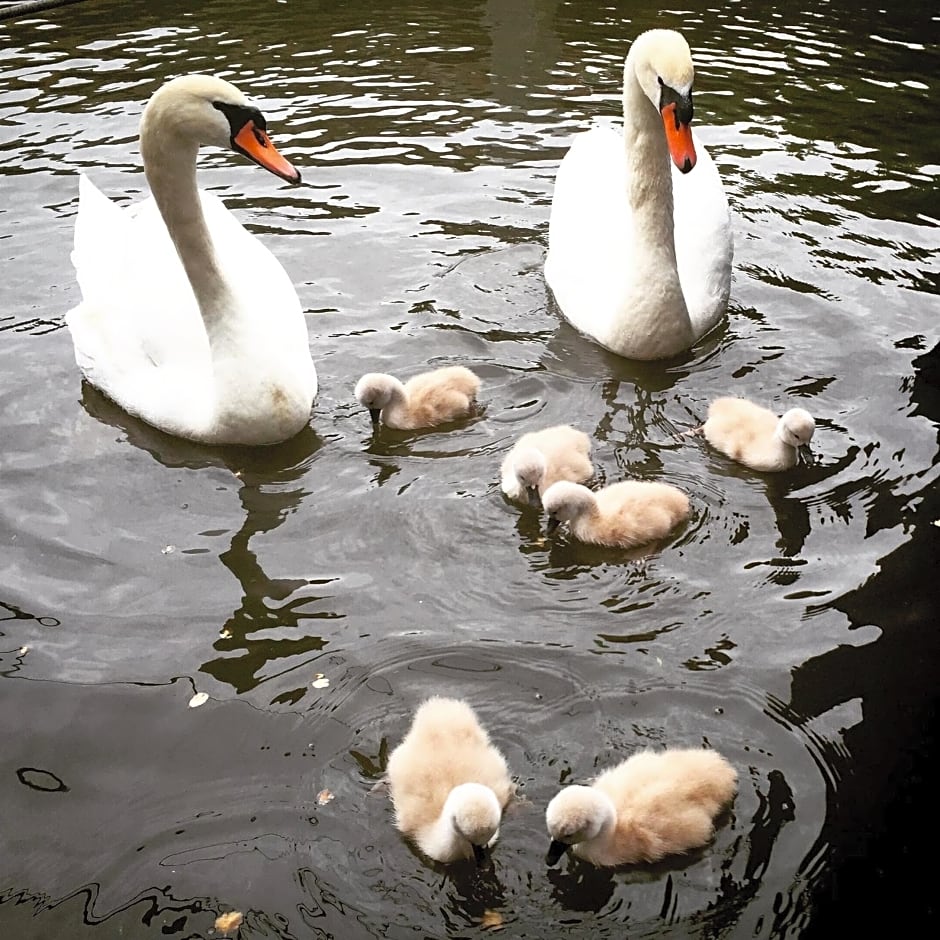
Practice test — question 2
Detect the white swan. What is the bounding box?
[386,697,514,864]
[545,29,733,360]
[65,75,317,445]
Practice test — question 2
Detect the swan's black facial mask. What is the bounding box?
[658,82,694,125]
[212,101,301,184]
[656,82,696,173]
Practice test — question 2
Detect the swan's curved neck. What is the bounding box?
[622,52,677,254]
[140,129,234,335]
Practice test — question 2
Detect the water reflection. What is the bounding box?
[79,382,343,702]
[1,0,938,936]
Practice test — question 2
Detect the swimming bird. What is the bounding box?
[386,697,514,864]
[354,366,480,430]
[65,75,317,445]
[545,747,737,868]
[544,29,732,360]
[500,424,594,506]
[542,479,690,548]
[700,397,815,471]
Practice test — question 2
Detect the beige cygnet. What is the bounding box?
[701,397,815,471]
[545,748,738,868]
[354,366,480,429]
[542,480,690,548]
[500,424,594,506]
[386,697,514,864]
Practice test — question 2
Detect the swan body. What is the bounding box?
[702,397,815,471]
[545,29,732,360]
[65,75,316,445]
[546,748,737,868]
[500,424,594,506]
[387,697,514,863]
[354,366,480,430]
[542,479,690,548]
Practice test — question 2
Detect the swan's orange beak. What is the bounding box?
[233,121,301,185]
[660,102,696,174]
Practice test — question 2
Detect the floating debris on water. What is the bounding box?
[188,692,209,708]
[214,910,243,935]
[316,788,334,805]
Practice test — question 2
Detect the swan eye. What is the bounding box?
[657,76,664,86]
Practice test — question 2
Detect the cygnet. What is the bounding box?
[354,366,481,429]
[386,697,514,864]
[546,747,737,868]
[542,480,690,548]
[500,424,594,506]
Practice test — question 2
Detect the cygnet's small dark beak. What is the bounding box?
[368,407,381,427]
[546,839,569,866]
[797,444,814,467]
[472,843,488,867]
[526,486,541,508]
[546,515,560,534]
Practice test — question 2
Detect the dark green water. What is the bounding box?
[1,0,937,936]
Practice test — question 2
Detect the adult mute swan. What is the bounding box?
[65,75,317,445]
[545,29,733,360]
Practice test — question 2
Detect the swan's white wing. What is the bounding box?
[545,125,635,347]
[65,175,314,439]
[66,174,212,420]
[672,134,733,338]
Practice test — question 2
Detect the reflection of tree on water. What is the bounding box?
[200,474,342,698]
[784,343,940,933]
[78,385,342,702]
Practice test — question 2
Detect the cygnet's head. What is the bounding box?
[354,373,401,425]
[512,447,547,506]
[445,783,502,864]
[545,785,612,866]
[542,481,596,534]
[628,30,696,173]
[777,408,816,464]
[140,75,300,184]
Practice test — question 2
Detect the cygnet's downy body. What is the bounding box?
[386,697,514,864]
[546,747,737,868]
[701,397,815,471]
[500,424,594,506]
[542,480,690,548]
[354,366,480,430]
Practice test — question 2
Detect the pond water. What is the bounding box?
[1,0,937,936]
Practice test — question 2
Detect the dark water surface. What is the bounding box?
[1,0,937,936]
